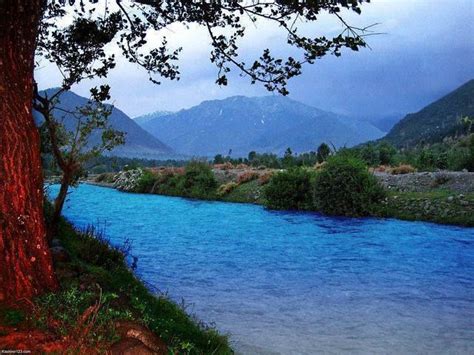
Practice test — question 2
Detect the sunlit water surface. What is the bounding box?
[49,184,474,354]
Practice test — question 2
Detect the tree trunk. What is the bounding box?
[49,172,72,239]
[0,0,58,303]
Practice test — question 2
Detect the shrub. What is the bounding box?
[149,171,182,195]
[378,142,397,165]
[180,161,218,198]
[135,169,159,193]
[236,171,259,184]
[313,155,386,216]
[450,134,474,171]
[389,164,416,175]
[114,168,144,192]
[263,168,315,210]
[217,182,239,196]
[316,143,331,163]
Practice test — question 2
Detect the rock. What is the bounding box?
[111,321,167,355]
[447,196,454,202]
[50,246,69,263]
[458,194,465,199]
[460,200,469,206]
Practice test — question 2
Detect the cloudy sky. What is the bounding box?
[35,0,474,119]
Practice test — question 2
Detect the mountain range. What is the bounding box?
[39,79,472,160]
[137,96,385,157]
[35,90,175,159]
[134,111,173,126]
[383,79,474,147]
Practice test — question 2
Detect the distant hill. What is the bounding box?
[384,80,474,147]
[36,90,176,159]
[134,111,173,126]
[364,113,404,133]
[142,95,384,157]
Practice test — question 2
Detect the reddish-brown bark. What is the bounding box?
[0,0,58,303]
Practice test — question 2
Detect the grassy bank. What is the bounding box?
[0,217,232,354]
[94,164,474,227]
[382,190,474,226]
[219,182,474,227]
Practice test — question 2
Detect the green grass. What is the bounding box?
[380,190,474,226]
[0,307,25,327]
[29,219,232,354]
[218,182,473,227]
[220,180,265,204]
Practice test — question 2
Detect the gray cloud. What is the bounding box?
[36,0,474,119]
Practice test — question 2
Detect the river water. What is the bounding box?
[48,184,474,354]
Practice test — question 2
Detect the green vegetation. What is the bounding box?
[135,162,218,199]
[263,168,315,210]
[313,155,386,216]
[317,143,331,163]
[382,190,474,227]
[17,216,232,353]
[215,149,321,169]
[221,179,264,204]
[262,156,386,216]
[0,308,25,327]
[351,134,474,172]
[92,148,472,226]
[180,161,218,198]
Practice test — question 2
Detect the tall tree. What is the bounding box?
[0,0,58,303]
[35,88,125,236]
[1,0,371,303]
[317,143,331,163]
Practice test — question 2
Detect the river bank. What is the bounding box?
[82,168,474,227]
[0,214,231,353]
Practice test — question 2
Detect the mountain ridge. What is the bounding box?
[383,79,474,147]
[36,89,176,159]
[141,95,384,157]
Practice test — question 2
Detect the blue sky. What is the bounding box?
[35,0,474,119]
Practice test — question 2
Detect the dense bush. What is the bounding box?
[151,172,183,195]
[179,161,218,198]
[134,162,218,198]
[452,134,474,171]
[135,170,159,193]
[263,168,315,210]
[313,156,386,216]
